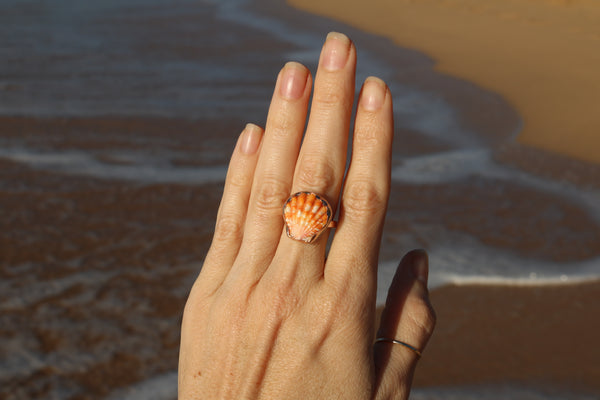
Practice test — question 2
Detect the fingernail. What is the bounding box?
[322,32,351,71]
[412,249,429,284]
[240,123,262,155]
[361,76,386,111]
[279,62,308,100]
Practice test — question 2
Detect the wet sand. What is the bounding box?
[374,281,600,397]
[417,281,600,394]
[0,116,240,165]
[288,0,600,165]
[0,155,219,398]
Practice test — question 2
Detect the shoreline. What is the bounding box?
[251,0,521,155]
[287,0,600,165]
[2,117,599,397]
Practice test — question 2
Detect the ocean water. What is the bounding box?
[1,0,599,398]
[2,0,598,292]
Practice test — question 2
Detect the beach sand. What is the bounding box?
[374,282,600,397]
[416,281,600,394]
[287,0,600,165]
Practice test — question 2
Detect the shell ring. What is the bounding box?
[283,191,337,243]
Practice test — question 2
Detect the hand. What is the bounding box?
[179,32,436,399]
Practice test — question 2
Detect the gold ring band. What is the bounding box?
[374,337,422,358]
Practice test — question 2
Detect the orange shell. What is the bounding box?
[283,192,332,243]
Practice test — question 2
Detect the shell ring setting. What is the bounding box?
[283,191,337,243]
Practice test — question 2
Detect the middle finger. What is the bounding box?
[275,32,357,279]
[233,61,312,283]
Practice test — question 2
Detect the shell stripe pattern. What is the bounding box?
[283,192,332,243]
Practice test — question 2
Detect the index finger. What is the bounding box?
[326,76,393,287]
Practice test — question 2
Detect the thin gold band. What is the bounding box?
[374,337,422,358]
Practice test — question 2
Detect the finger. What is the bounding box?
[326,77,393,286]
[374,250,436,400]
[199,124,264,291]
[234,62,311,279]
[272,32,357,280]
[291,32,355,214]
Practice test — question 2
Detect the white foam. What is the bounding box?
[392,149,600,224]
[216,0,476,150]
[393,90,482,147]
[105,371,177,400]
[392,149,493,183]
[377,241,600,304]
[0,148,227,184]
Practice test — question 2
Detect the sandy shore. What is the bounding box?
[416,281,600,394]
[288,0,600,165]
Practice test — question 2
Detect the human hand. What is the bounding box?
[179,32,435,399]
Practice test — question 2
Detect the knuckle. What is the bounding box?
[212,282,250,321]
[313,82,344,108]
[253,176,290,216]
[343,179,387,218]
[227,170,250,191]
[213,214,244,244]
[296,157,336,193]
[256,275,301,321]
[354,119,382,148]
[407,296,437,337]
[267,108,295,137]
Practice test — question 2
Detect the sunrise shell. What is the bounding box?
[283,192,332,243]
